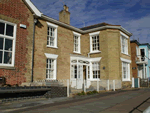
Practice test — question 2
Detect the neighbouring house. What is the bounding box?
[0,0,35,85]
[131,40,150,79]
[0,0,133,89]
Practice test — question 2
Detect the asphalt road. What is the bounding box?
[12,88,150,113]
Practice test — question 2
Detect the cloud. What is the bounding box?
[31,0,150,44]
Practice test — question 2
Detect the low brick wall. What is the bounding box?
[44,86,67,98]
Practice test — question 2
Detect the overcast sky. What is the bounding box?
[31,0,150,44]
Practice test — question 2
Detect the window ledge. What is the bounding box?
[90,79,101,81]
[45,78,57,81]
[90,51,101,54]
[47,45,58,49]
[73,51,81,54]
[121,52,130,56]
[122,79,131,82]
[0,66,15,70]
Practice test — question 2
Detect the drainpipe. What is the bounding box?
[87,53,91,58]
[31,18,37,82]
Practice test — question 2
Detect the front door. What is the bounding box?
[76,65,83,89]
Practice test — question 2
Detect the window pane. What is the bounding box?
[6,24,14,37]
[0,22,5,35]
[0,51,2,63]
[4,52,12,64]
[5,39,12,51]
[0,37,4,50]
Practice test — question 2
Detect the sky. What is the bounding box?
[31,0,150,44]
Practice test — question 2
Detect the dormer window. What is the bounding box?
[47,22,58,48]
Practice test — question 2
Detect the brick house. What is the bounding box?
[0,0,133,88]
[0,0,36,85]
[131,40,150,79]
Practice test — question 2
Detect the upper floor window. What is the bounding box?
[120,32,128,55]
[73,32,81,53]
[89,31,100,53]
[0,20,17,67]
[47,22,58,48]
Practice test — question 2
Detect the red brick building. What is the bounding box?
[0,0,35,85]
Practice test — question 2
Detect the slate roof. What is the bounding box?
[80,22,121,30]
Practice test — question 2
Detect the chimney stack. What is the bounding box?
[59,5,70,24]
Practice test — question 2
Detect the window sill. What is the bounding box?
[122,79,131,82]
[73,51,81,54]
[46,45,58,49]
[121,52,130,56]
[45,78,57,81]
[0,66,15,70]
[90,51,101,54]
[90,79,101,81]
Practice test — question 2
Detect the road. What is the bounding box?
[11,88,150,113]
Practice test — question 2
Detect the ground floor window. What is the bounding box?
[92,62,100,79]
[122,62,130,81]
[45,53,58,80]
[46,59,54,79]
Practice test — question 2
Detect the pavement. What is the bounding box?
[0,88,149,113]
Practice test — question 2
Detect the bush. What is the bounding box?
[92,90,98,94]
[86,91,93,95]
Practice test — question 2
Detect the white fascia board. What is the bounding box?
[90,57,102,62]
[120,31,129,39]
[89,31,100,36]
[25,0,42,17]
[41,15,132,36]
[73,31,81,36]
[120,57,131,63]
[45,53,58,59]
[46,22,58,28]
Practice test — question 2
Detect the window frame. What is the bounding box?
[0,19,17,67]
[120,57,131,81]
[120,31,129,55]
[89,31,100,53]
[46,22,58,49]
[45,53,58,80]
[92,61,100,80]
[73,31,81,54]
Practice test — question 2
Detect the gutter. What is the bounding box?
[31,18,37,82]
[41,15,132,37]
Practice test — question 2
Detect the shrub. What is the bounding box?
[92,90,98,94]
[86,91,93,95]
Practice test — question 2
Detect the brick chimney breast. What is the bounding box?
[59,5,70,24]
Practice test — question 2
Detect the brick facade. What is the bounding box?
[0,0,132,88]
[0,0,34,85]
[130,42,139,78]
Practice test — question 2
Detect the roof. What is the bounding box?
[130,40,150,49]
[80,22,121,30]
[130,40,140,46]
[140,43,150,49]
[23,0,132,36]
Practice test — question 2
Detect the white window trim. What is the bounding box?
[120,31,129,55]
[120,31,129,39]
[120,57,131,81]
[46,22,58,48]
[89,31,100,53]
[120,58,131,63]
[73,31,81,54]
[0,19,17,67]
[45,53,58,80]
